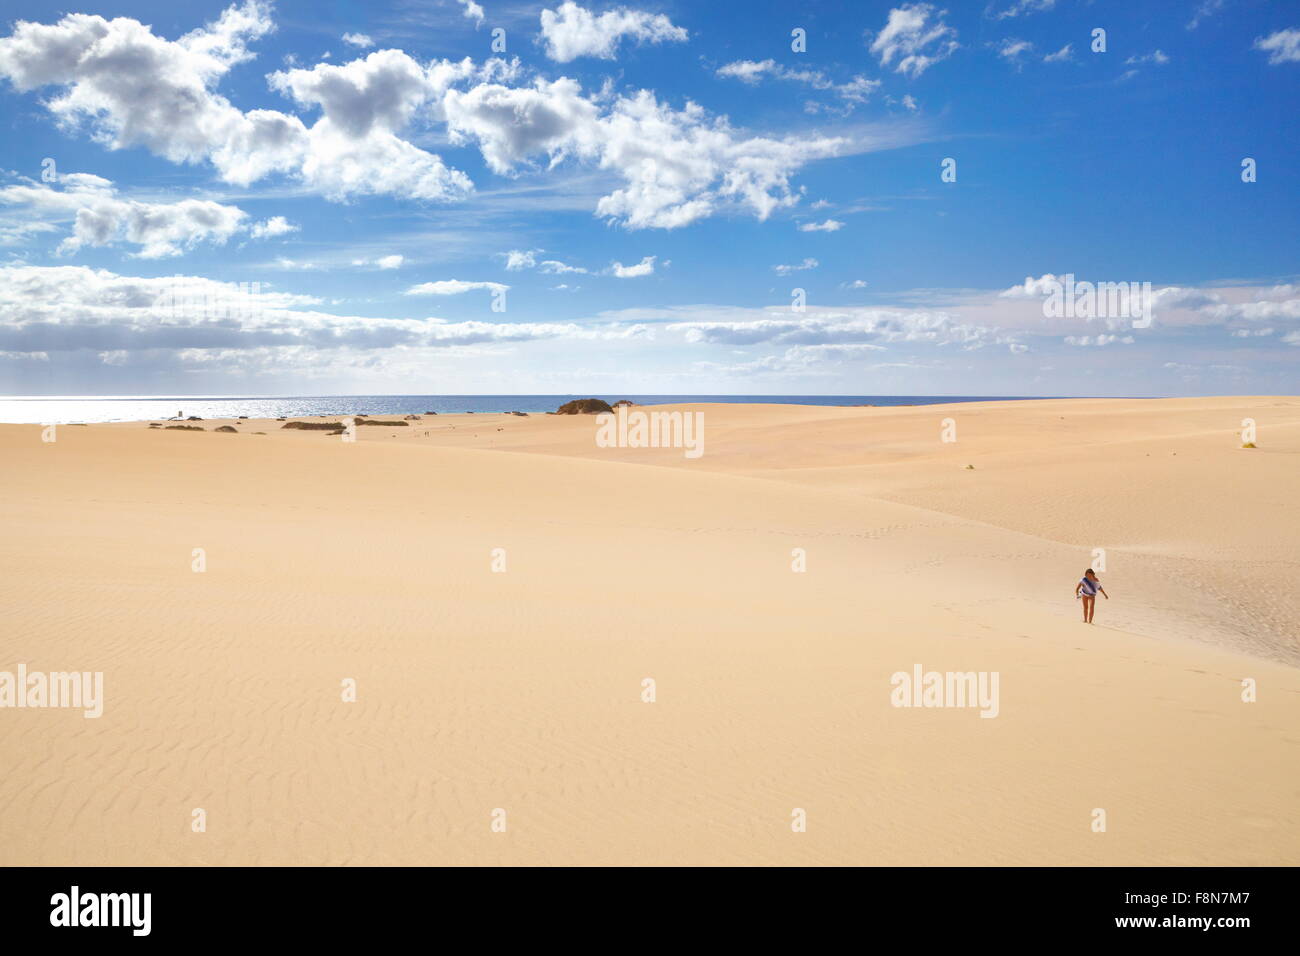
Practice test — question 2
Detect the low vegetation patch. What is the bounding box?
[282,421,345,430]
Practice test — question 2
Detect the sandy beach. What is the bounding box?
[1,396,1298,866]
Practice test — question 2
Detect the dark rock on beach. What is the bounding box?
[556,398,613,415]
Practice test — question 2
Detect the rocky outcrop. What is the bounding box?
[555,398,613,415]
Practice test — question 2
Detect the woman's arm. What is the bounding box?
[1099,587,1109,599]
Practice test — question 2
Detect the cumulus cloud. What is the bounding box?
[266,49,484,200]
[1255,29,1300,65]
[610,255,655,277]
[0,3,309,183]
[341,32,374,48]
[249,215,298,239]
[0,174,250,257]
[1043,43,1072,63]
[0,4,475,202]
[799,219,844,232]
[539,2,687,63]
[459,1,486,27]
[0,4,856,231]
[868,4,959,78]
[442,77,846,228]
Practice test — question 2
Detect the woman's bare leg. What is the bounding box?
[1085,596,1096,623]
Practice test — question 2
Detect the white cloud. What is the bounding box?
[842,279,869,289]
[997,38,1034,66]
[1125,50,1170,66]
[0,5,475,203]
[503,249,540,270]
[987,0,1055,20]
[799,219,844,232]
[0,4,890,233]
[352,254,404,269]
[716,59,880,113]
[716,59,781,84]
[773,258,818,275]
[0,174,249,258]
[1187,1,1225,31]
[869,4,959,78]
[1063,334,1135,346]
[443,77,846,228]
[249,215,298,239]
[459,1,486,27]
[341,32,374,48]
[404,279,508,295]
[267,49,484,201]
[0,3,309,184]
[0,264,632,357]
[1255,29,1300,65]
[670,307,1010,352]
[539,259,589,274]
[1043,43,1072,63]
[610,255,655,278]
[539,2,687,62]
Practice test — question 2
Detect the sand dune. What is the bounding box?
[1,398,1297,865]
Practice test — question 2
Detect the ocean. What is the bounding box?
[0,394,1057,424]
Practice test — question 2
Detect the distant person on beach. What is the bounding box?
[1075,569,1108,623]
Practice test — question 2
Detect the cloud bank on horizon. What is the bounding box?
[0,0,1296,396]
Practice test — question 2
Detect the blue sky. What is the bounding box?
[0,0,1297,396]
